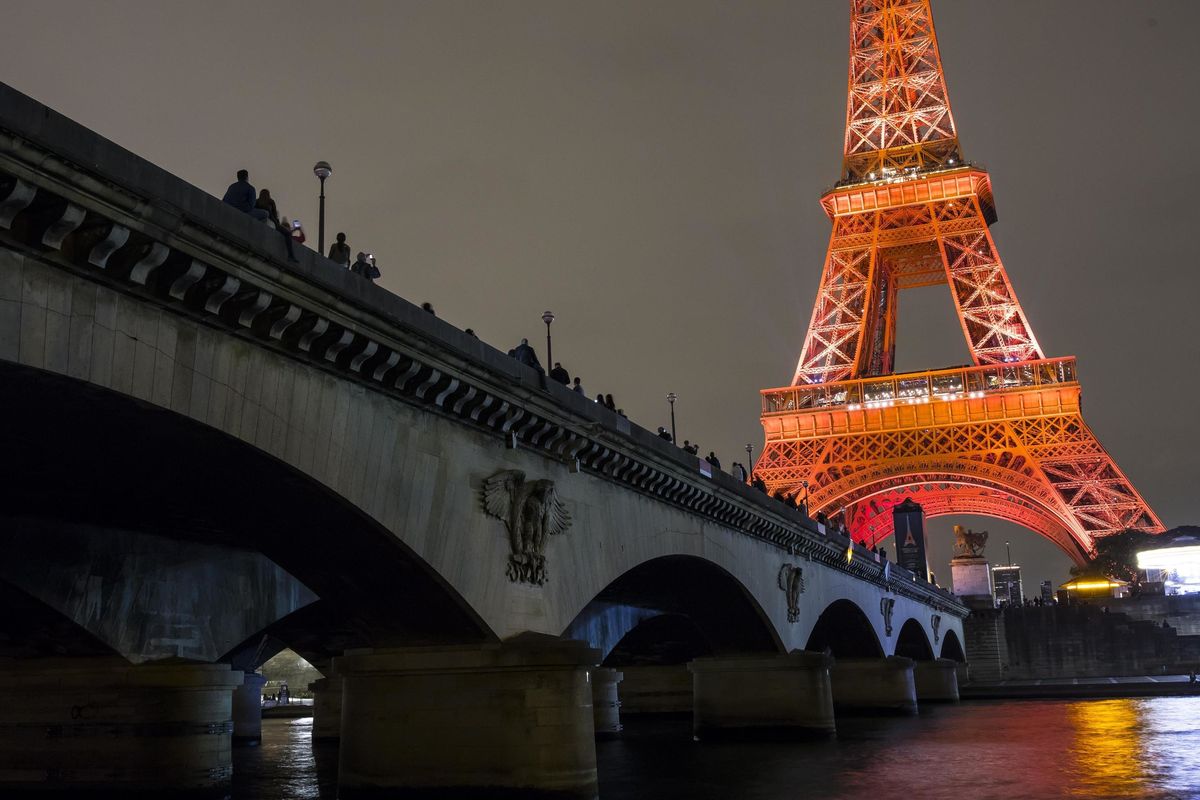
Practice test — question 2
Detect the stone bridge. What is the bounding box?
[0,82,966,798]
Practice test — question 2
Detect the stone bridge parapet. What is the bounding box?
[0,81,965,620]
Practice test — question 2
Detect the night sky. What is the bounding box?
[3,1,1196,591]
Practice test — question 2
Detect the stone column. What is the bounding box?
[591,667,623,738]
[689,650,835,739]
[0,657,242,796]
[830,655,917,714]
[232,671,268,745]
[616,664,692,714]
[337,635,600,799]
[309,670,344,742]
[914,658,960,702]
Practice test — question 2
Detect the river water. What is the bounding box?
[233,697,1200,800]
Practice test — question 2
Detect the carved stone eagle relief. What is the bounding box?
[482,470,572,586]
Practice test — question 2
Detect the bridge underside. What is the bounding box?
[0,360,491,665]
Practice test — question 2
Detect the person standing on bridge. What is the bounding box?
[251,187,298,263]
[329,232,352,267]
[549,362,570,385]
[508,339,544,374]
[572,377,584,395]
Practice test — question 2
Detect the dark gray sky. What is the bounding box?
[3,1,1197,590]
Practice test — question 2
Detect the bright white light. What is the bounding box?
[1138,545,1200,594]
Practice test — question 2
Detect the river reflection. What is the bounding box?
[234,698,1200,800]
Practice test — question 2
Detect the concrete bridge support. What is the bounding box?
[337,636,600,799]
[914,658,960,702]
[591,667,623,738]
[309,671,344,742]
[831,656,918,715]
[689,651,835,739]
[0,658,242,796]
[616,665,692,714]
[231,672,267,745]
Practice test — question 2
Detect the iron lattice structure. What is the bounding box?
[757,0,1162,563]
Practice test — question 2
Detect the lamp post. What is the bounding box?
[666,392,677,443]
[542,310,555,367]
[745,442,754,476]
[313,161,332,256]
[801,479,810,513]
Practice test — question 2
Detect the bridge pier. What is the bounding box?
[913,658,960,702]
[337,636,600,799]
[689,651,835,739]
[0,657,241,796]
[831,656,917,715]
[616,664,692,714]
[309,669,344,741]
[232,671,267,745]
[591,667,623,738]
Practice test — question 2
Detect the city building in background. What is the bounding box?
[1040,581,1055,604]
[992,565,1023,606]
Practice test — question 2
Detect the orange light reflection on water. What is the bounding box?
[1067,699,1150,798]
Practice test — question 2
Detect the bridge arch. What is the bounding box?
[813,467,1088,564]
[805,599,883,658]
[562,555,782,662]
[940,629,966,662]
[0,360,493,664]
[894,618,934,661]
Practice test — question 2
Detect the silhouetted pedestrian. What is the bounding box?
[329,232,351,267]
[285,217,306,243]
[351,252,375,282]
[595,392,606,405]
[549,362,570,385]
[705,451,721,470]
[604,394,616,411]
[221,170,266,219]
[657,427,673,442]
[509,338,543,373]
[421,302,435,315]
[465,328,478,339]
[253,187,298,262]
[572,377,585,394]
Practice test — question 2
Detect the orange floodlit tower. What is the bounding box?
[756,0,1162,563]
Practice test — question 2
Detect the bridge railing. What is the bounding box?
[762,356,1078,416]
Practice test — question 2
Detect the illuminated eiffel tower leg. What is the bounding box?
[757,0,1163,563]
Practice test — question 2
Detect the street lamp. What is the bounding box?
[666,392,677,443]
[313,161,332,256]
[801,479,810,513]
[542,310,555,367]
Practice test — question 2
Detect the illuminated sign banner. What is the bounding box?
[892,498,930,581]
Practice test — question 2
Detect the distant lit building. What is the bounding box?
[992,565,1023,606]
[1137,530,1200,595]
[1040,580,1055,603]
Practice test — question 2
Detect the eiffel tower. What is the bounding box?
[755,0,1162,563]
